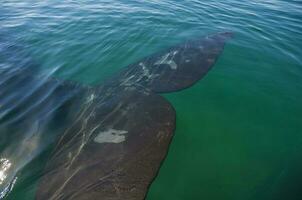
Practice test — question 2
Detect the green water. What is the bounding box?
[1,0,302,199]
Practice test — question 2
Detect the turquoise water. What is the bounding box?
[1,0,302,199]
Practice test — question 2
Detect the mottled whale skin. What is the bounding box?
[36,86,176,200]
[107,32,233,93]
[0,32,232,199]
[35,32,233,200]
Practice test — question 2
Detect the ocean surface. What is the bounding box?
[0,0,301,199]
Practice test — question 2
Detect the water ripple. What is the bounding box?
[0,0,301,199]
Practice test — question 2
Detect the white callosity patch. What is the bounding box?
[94,129,128,144]
[154,50,178,70]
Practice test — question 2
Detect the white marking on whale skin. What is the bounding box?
[154,51,178,70]
[139,62,152,78]
[94,129,128,144]
[121,62,157,86]
[86,94,96,102]
[121,74,136,86]
[137,62,160,83]
[155,59,178,70]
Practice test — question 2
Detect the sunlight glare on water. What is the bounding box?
[0,158,11,185]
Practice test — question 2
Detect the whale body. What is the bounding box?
[0,32,233,199]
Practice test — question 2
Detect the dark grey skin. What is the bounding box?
[0,32,233,199]
[106,32,233,93]
[36,86,176,200]
[36,32,233,200]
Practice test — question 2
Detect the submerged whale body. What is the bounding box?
[0,32,233,199]
[36,32,233,200]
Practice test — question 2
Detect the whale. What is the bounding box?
[0,32,233,199]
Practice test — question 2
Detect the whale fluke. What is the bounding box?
[108,32,233,93]
[35,32,233,200]
[36,87,176,200]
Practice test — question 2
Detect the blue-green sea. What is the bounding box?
[0,0,302,199]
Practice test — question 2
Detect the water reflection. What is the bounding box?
[0,158,11,185]
[0,158,16,198]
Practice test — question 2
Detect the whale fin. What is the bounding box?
[36,87,176,200]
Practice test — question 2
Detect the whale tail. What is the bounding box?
[0,30,233,199]
[35,32,233,199]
